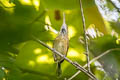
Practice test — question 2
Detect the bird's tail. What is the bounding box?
[56,62,62,77]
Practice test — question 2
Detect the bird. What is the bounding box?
[53,13,69,77]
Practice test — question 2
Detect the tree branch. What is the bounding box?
[79,0,90,72]
[109,0,120,12]
[68,48,120,80]
[31,36,97,80]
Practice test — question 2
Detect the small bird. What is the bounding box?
[53,13,69,77]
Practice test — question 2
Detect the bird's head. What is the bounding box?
[60,13,68,35]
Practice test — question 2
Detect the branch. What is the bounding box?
[109,0,120,12]
[89,48,120,63]
[79,0,90,72]
[68,48,120,80]
[31,36,97,80]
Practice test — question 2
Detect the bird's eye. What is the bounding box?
[62,28,66,33]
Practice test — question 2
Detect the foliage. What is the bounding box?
[0,0,120,80]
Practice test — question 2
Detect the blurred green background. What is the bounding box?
[0,0,120,80]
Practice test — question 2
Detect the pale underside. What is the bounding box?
[53,35,68,63]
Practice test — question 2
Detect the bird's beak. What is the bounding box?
[60,13,68,34]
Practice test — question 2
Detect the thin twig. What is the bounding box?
[30,11,46,24]
[79,0,90,72]
[109,0,120,12]
[32,36,97,80]
[68,48,120,80]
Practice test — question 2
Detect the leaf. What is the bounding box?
[110,21,120,34]
[9,0,15,3]
[16,41,55,75]
[41,0,95,10]
[90,35,120,79]
[7,67,22,80]
[0,68,5,80]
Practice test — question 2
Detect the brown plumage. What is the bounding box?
[53,13,69,77]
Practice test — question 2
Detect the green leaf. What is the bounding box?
[7,67,22,80]
[90,35,120,79]
[0,68,5,80]
[41,0,95,10]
